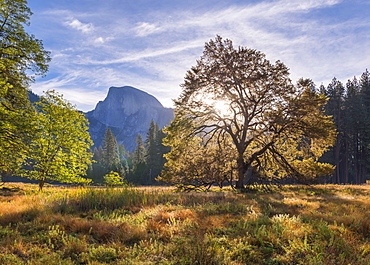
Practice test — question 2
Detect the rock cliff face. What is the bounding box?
[85,86,174,151]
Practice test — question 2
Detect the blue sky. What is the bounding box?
[27,0,370,111]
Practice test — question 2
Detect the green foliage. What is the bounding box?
[133,134,146,165]
[164,36,335,189]
[103,171,126,186]
[89,122,170,186]
[22,91,93,190]
[129,122,170,185]
[0,0,50,174]
[145,120,160,184]
[88,128,128,184]
[88,245,118,263]
[102,128,123,174]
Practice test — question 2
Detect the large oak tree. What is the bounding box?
[162,36,336,189]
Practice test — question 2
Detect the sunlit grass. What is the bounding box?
[0,183,369,264]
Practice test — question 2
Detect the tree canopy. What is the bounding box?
[23,91,93,190]
[0,0,50,174]
[161,36,336,189]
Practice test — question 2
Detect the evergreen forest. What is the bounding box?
[320,71,370,184]
[88,121,170,186]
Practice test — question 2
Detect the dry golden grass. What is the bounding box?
[0,183,369,264]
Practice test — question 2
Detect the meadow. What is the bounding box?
[0,183,369,264]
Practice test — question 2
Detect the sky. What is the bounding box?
[27,0,370,112]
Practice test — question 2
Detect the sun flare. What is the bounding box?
[212,99,232,118]
[196,94,234,119]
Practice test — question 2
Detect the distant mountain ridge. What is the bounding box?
[85,86,174,151]
[28,90,40,103]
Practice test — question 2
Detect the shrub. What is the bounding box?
[103,171,126,186]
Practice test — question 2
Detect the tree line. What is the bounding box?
[88,121,169,185]
[320,71,370,184]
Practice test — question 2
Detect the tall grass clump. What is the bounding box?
[53,187,179,213]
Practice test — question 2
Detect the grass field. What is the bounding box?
[0,183,369,264]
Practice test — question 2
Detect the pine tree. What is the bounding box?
[133,134,146,165]
[88,146,106,183]
[358,70,370,183]
[129,134,147,184]
[343,78,361,183]
[320,71,370,184]
[102,128,123,175]
[325,78,345,183]
[118,144,129,173]
[93,146,104,163]
[145,121,159,183]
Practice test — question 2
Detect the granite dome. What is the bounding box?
[86,86,173,151]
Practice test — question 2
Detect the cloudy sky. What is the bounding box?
[27,0,370,112]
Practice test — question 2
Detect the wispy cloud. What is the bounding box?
[64,18,94,33]
[30,0,368,112]
[86,39,203,65]
[93,36,115,45]
[135,22,162,37]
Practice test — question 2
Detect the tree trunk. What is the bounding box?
[361,147,367,183]
[355,151,360,184]
[344,137,349,183]
[39,179,45,191]
[334,143,341,183]
[236,156,247,189]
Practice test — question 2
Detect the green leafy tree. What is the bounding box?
[22,91,93,190]
[163,36,335,189]
[0,0,50,173]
